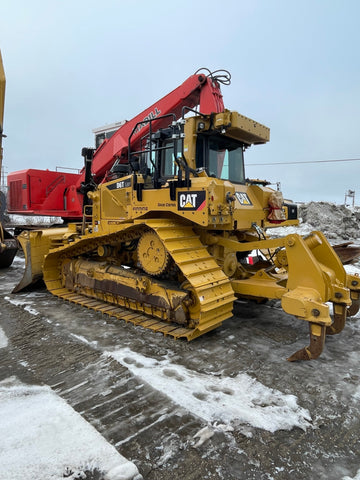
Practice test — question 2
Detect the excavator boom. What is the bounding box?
[89,72,225,184]
[7,70,227,219]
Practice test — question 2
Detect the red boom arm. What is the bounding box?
[88,73,224,184]
[7,71,225,219]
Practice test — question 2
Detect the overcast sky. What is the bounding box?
[1,0,359,204]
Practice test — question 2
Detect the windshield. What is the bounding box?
[196,134,245,183]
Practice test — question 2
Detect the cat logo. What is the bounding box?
[235,192,253,206]
[178,191,206,211]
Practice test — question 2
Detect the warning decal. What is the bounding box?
[178,191,206,211]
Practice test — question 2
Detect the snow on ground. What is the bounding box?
[343,471,360,480]
[345,264,360,276]
[0,377,142,480]
[106,347,311,434]
[4,295,40,316]
[0,326,8,348]
[1,202,359,478]
[12,255,25,265]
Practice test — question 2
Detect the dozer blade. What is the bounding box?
[12,236,37,292]
[333,242,360,265]
[12,227,75,293]
[12,231,43,292]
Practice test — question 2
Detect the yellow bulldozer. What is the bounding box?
[7,68,360,361]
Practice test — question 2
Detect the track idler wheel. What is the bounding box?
[287,323,326,362]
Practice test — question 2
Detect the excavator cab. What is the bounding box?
[156,131,181,180]
[127,115,184,190]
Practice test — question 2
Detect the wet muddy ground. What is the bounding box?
[1,254,360,479]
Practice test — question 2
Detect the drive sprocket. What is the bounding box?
[137,230,170,276]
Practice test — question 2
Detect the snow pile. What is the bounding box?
[0,377,142,480]
[299,202,360,240]
[107,348,311,433]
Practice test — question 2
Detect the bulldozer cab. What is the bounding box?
[125,112,249,188]
[195,132,245,183]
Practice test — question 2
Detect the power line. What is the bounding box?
[246,157,360,166]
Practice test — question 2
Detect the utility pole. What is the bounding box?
[344,189,355,207]
[0,50,5,190]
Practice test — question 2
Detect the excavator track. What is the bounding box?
[42,220,235,340]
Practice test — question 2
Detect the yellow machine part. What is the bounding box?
[13,225,80,292]
[16,219,235,340]
[14,215,360,361]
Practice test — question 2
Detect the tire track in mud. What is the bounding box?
[0,297,244,479]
